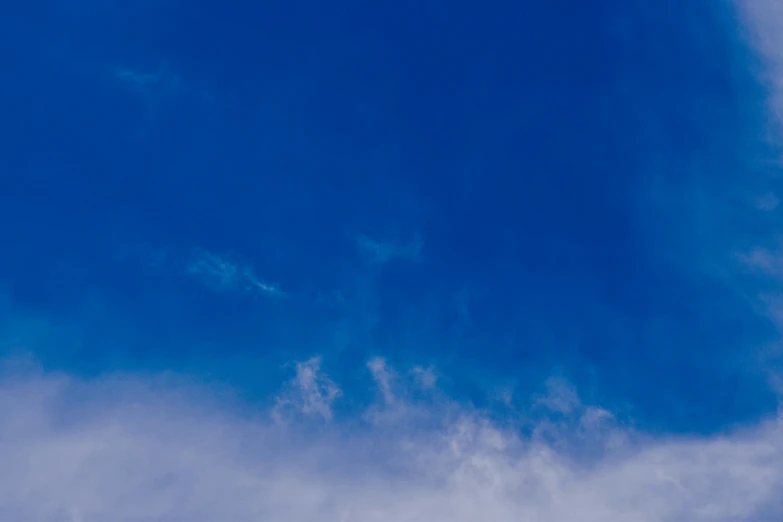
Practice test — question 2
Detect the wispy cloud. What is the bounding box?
[756,192,779,211]
[534,377,581,414]
[367,357,396,405]
[356,234,423,264]
[738,246,783,279]
[274,356,341,422]
[111,64,214,111]
[0,357,781,521]
[121,244,284,297]
[737,0,783,139]
[411,365,437,389]
[186,249,283,297]
[114,67,167,88]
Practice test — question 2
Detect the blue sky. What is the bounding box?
[2,0,783,519]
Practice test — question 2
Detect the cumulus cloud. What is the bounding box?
[186,249,283,297]
[0,357,781,522]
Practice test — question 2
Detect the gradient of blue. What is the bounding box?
[1,0,780,432]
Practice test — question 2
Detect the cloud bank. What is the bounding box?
[0,357,781,522]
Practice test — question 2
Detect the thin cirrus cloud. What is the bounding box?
[186,249,284,297]
[0,355,781,522]
[737,0,783,137]
[121,244,284,297]
[114,67,167,88]
[756,192,779,211]
[112,64,214,105]
[356,234,423,265]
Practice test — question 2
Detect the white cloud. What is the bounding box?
[0,357,781,521]
[186,249,283,297]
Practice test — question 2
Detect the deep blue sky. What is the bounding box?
[2,0,782,435]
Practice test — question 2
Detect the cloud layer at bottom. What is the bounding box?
[0,357,781,522]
